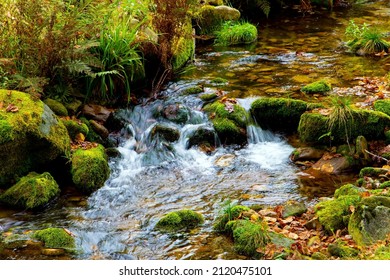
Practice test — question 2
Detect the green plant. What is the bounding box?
[326,95,354,147]
[214,21,258,46]
[345,20,390,55]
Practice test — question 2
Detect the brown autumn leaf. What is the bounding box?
[0,101,3,109]
[75,133,85,142]
[6,103,18,112]
[349,205,355,214]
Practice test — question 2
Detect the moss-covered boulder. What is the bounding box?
[61,119,89,140]
[194,5,240,35]
[334,184,363,198]
[281,201,307,218]
[162,103,191,124]
[155,209,204,232]
[327,239,359,259]
[348,196,390,245]
[301,80,332,94]
[33,228,75,250]
[359,167,388,179]
[0,172,59,210]
[71,144,110,193]
[228,219,270,257]
[251,98,314,133]
[204,100,248,145]
[314,195,361,233]
[172,19,194,71]
[214,21,257,46]
[298,109,390,145]
[43,98,68,116]
[374,99,390,116]
[0,90,70,187]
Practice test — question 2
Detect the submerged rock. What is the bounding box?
[71,144,110,194]
[187,125,217,148]
[150,124,180,142]
[0,90,70,187]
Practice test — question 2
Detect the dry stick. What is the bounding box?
[364,149,390,164]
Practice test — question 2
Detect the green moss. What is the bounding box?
[71,144,110,193]
[0,90,70,187]
[79,117,103,143]
[172,20,194,71]
[0,119,13,144]
[215,21,257,46]
[380,181,390,189]
[213,205,250,233]
[301,80,332,94]
[334,184,363,198]
[374,99,390,116]
[33,228,75,250]
[348,196,390,245]
[230,219,270,257]
[199,93,217,102]
[298,109,390,145]
[372,246,390,260]
[250,98,312,133]
[210,77,228,84]
[155,209,204,232]
[61,119,89,140]
[359,167,388,178]
[43,98,68,116]
[314,195,361,233]
[183,86,204,95]
[204,100,248,145]
[327,239,359,259]
[0,172,59,209]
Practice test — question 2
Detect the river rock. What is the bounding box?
[310,155,354,174]
[348,196,390,245]
[162,103,190,124]
[0,172,60,210]
[82,104,112,123]
[214,154,235,167]
[89,120,109,139]
[187,125,217,148]
[214,5,240,21]
[0,90,70,187]
[290,147,325,162]
[150,124,180,142]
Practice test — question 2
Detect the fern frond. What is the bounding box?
[255,0,271,17]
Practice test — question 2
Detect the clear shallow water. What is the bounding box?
[1,1,389,260]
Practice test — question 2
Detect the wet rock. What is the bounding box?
[0,172,60,210]
[33,228,75,250]
[150,124,180,142]
[301,80,332,94]
[282,201,307,218]
[89,120,109,139]
[162,103,190,124]
[105,147,121,158]
[214,5,240,21]
[310,155,355,175]
[290,147,325,162]
[348,196,390,245]
[187,125,217,148]
[82,104,112,123]
[0,90,70,187]
[155,209,204,232]
[105,109,130,132]
[44,98,68,116]
[214,154,235,167]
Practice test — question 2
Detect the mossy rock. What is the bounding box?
[183,86,204,95]
[282,201,307,218]
[314,195,361,233]
[301,80,332,94]
[298,109,390,145]
[204,100,248,145]
[162,103,191,124]
[61,119,89,140]
[229,219,270,258]
[71,144,110,194]
[0,90,70,187]
[155,209,204,232]
[374,99,390,116]
[44,98,68,116]
[33,228,75,250]
[359,167,388,178]
[348,196,390,246]
[328,239,359,259]
[199,92,218,102]
[214,21,257,46]
[64,99,83,116]
[79,117,104,144]
[250,98,315,133]
[187,125,217,148]
[213,205,250,233]
[334,184,363,198]
[210,77,228,84]
[0,172,60,210]
[372,246,390,260]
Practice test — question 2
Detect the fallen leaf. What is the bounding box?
[75,133,85,142]
[6,104,18,112]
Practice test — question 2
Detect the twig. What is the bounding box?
[365,149,389,164]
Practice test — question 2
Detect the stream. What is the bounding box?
[1,1,390,260]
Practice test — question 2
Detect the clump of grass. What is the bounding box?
[214,21,258,46]
[345,20,390,55]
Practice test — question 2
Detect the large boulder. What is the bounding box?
[0,90,70,187]
[348,196,390,245]
[194,5,240,35]
[0,172,60,209]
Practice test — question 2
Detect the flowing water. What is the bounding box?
[1,1,390,260]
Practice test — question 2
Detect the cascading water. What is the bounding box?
[62,86,300,260]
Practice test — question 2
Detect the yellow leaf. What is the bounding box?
[75,133,85,142]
